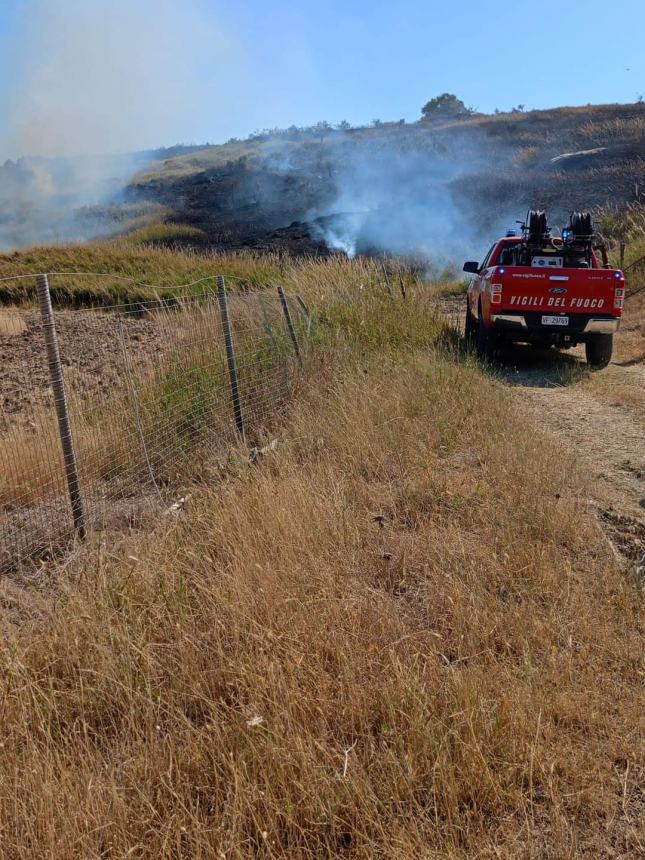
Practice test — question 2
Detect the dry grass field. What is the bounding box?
[0,251,642,857]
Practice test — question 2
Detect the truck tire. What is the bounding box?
[585,334,613,369]
[476,312,497,361]
[464,299,476,347]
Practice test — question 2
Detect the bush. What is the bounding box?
[421,93,471,120]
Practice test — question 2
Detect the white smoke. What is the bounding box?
[316,147,468,259]
[0,0,234,160]
[291,127,519,265]
[0,0,236,248]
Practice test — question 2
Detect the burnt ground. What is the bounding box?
[129,154,338,255]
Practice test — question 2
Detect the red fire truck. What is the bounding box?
[464,211,625,368]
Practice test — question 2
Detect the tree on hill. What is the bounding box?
[313,120,333,143]
[421,93,471,121]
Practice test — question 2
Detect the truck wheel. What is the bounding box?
[476,312,497,361]
[464,299,476,347]
[585,334,613,369]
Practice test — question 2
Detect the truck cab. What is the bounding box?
[464,211,625,368]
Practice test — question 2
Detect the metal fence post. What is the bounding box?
[277,286,302,365]
[216,275,245,441]
[35,273,86,538]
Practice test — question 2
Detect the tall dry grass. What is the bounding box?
[0,244,287,305]
[0,245,419,308]
[577,115,645,144]
[0,272,641,857]
[0,308,26,336]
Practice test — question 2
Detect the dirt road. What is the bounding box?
[501,344,644,565]
[439,293,644,567]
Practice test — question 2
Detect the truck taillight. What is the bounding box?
[614,286,625,309]
[490,282,503,305]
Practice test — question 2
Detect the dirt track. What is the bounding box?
[501,345,644,564]
[440,293,644,566]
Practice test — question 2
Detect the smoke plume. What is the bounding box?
[254,125,520,267]
[312,145,475,260]
[0,0,234,249]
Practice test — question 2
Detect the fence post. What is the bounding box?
[216,275,245,442]
[381,261,393,299]
[295,294,314,335]
[277,286,302,365]
[398,273,407,301]
[35,273,86,538]
[259,292,290,400]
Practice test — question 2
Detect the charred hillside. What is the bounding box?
[127,103,645,257]
[128,152,337,254]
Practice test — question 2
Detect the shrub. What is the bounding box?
[421,93,471,121]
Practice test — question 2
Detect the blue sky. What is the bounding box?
[0,0,643,158]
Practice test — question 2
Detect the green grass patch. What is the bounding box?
[124,222,208,247]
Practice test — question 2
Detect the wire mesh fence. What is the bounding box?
[0,275,311,576]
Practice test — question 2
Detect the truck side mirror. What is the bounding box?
[463,261,479,274]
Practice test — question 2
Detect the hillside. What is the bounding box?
[1,102,644,258]
[126,102,645,256]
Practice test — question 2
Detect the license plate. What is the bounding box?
[542,315,569,326]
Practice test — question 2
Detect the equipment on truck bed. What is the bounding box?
[503,210,600,269]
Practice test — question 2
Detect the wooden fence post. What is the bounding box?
[381,261,393,299]
[398,274,407,301]
[295,294,314,334]
[216,275,245,442]
[277,286,302,365]
[35,273,86,538]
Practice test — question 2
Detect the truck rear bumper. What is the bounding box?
[490,313,528,329]
[582,318,620,334]
[489,313,620,342]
